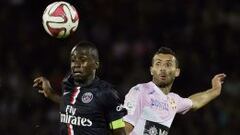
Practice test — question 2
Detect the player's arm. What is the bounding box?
[109,118,126,135]
[100,88,127,135]
[112,128,126,135]
[33,76,61,104]
[122,85,142,134]
[189,73,226,111]
[124,121,134,135]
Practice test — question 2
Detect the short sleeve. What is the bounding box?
[123,85,142,127]
[171,93,193,114]
[98,88,127,123]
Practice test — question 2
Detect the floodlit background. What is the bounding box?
[0,0,239,134]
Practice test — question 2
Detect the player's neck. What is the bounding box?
[152,80,172,94]
[75,74,96,87]
[159,84,172,95]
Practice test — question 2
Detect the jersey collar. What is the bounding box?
[149,81,167,96]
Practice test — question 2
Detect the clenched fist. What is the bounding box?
[211,73,226,96]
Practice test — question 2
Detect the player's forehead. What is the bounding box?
[71,48,92,59]
[153,53,176,63]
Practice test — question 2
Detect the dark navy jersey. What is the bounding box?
[60,75,127,135]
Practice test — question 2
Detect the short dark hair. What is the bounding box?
[152,47,179,67]
[71,41,99,61]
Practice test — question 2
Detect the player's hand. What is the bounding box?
[211,73,226,96]
[33,76,53,98]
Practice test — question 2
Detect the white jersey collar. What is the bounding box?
[148,81,167,96]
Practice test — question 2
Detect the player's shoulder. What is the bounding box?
[168,92,184,100]
[132,82,154,90]
[94,78,119,96]
[128,82,153,94]
[168,92,180,97]
[168,92,179,96]
[95,79,114,91]
[62,73,74,91]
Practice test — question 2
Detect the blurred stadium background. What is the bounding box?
[0,0,239,134]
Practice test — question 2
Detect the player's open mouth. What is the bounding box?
[74,72,82,75]
[73,70,83,75]
[159,75,166,80]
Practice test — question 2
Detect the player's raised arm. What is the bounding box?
[33,76,61,104]
[189,73,226,111]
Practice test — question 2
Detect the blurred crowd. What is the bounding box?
[0,0,239,135]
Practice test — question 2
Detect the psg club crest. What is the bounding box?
[82,92,93,103]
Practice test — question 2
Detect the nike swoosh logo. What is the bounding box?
[63,91,70,96]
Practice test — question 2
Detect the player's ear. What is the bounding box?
[95,61,100,69]
[150,66,153,75]
[175,68,180,77]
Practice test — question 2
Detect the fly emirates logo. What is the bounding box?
[60,105,92,126]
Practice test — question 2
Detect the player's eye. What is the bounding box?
[71,59,75,62]
[81,57,87,61]
[166,63,172,67]
[155,61,161,66]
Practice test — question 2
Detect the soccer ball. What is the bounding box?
[42,1,79,38]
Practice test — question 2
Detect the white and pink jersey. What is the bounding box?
[123,82,192,135]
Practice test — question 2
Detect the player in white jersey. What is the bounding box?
[123,47,226,135]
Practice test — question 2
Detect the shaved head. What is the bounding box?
[70,41,99,84]
[71,41,99,62]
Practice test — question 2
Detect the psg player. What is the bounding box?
[33,41,127,135]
